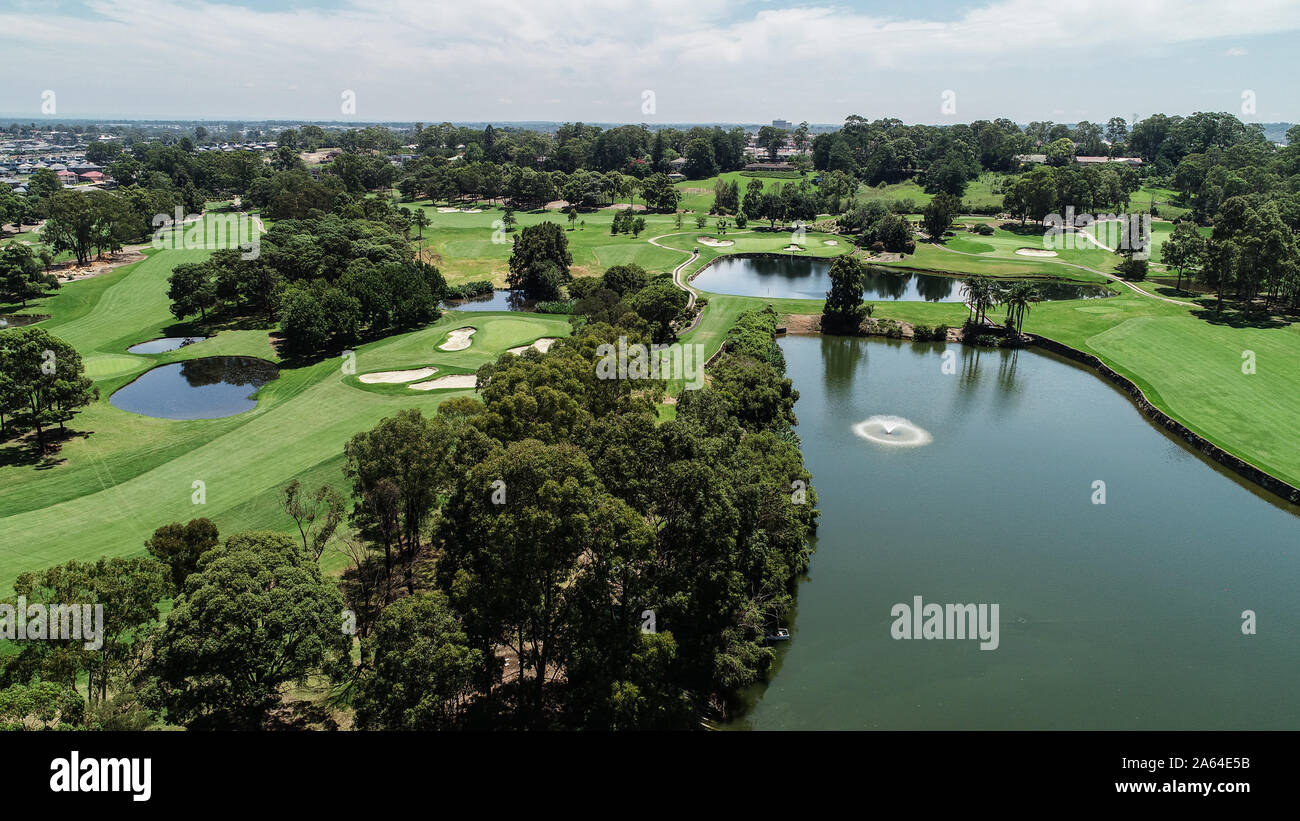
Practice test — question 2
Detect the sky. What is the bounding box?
[2,0,1297,125]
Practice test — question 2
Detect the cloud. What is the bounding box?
[1224,46,1249,56]
[0,0,1295,120]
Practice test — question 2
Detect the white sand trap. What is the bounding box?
[823,239,839,246]
[435,207,483,214]
[506,337,558,355]
[697,236,734,247]
[783,244,805,252]
[436,207,459,213]
[438,327,477,351]
[409,374,478,391]
[1016,247,1058,257]
[359,367,437,384]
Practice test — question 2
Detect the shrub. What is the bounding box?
[535,300,575,314]
[911,324,933,341]
[973,223,994,236]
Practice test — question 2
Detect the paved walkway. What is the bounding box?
[649,232,705,334]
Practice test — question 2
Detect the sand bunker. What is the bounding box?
[823,240,839,246]
[438,327,477,351]
[783,244,805,252]
[697,236,734,247]
[436,207,483,213]
[359,367,437,384]
[409,374,478,391]
[1015,247,1058,257]
[506,338,558,355]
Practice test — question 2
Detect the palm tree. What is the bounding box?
[411,210,430,241]
[961,276,997,326]
[1002,282,1039,334]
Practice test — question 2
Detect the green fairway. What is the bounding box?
[4,196,1297,593]
[0,243,571,587]
[409,202,685,284]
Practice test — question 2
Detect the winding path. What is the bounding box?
[649,232,706,334]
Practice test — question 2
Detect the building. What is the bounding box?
[744,161,795,172]
[1075,155,1142,166]
[772,119,792,130]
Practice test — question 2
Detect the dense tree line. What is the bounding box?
[0,301,815,731]
[164,211,446,357]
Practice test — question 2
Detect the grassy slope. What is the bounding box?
[4,197,1296,587]
[0,241,571,586]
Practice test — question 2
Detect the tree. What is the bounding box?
[411,209,430,241]
[756,126,787,160]
[1163,221,1205,292]
[629,281,688,343]
[353,592,483,730]
[822,254,866,333]
[683,138,718,178]
[922,192,961,241]
[42,190,97,265]
[1,243,54,306]
[502,206,517,232]
[1044,137,1076,167]
[1001,282,1039,334]
[146,531,351,730]
[631,216,646,238]
[167,261,217,321]
[0,326,97,451]
[507,221,572,298]
[601,263,648,296]
[145,518,219,592]
[281,479,345,562]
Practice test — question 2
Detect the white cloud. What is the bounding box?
[1224,46,1249,56]
[0,0,1295,120]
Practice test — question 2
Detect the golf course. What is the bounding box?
[2,187,1297,592]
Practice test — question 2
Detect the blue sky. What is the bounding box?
[2,0,1297,124]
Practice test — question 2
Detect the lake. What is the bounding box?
[0,314,49,328]
[109,356,279,420]
[441,290,535,312]
[691,256,1112,302]
[727,335,1300,730]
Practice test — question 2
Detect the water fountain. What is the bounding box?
[852,415,933,447]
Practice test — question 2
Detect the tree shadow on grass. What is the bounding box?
[0,427,91,469]
[1190,305,1294,330]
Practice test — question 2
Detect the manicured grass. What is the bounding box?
[1026,295,1300,488]
[407,202,684,285]
[0,241,571,589]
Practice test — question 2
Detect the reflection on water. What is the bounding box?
[692,256,1112,302]
[728,335,1300,730]
[0,314,49,327]
[440,290,534,312]
[109,356,280,420]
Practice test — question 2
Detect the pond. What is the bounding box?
[126,336,208,354]
[441,290,535,312]
[691,256,1112,301]
[109,356,280,420]
[726,335,1300,730]
[0,314,49,327]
